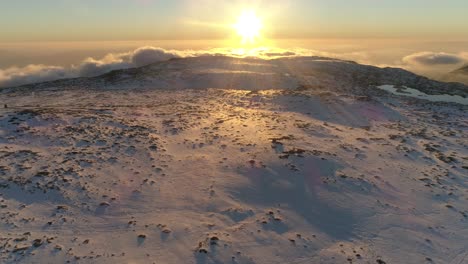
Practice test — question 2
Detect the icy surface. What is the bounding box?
[0,56,467,264]
[378,85,468,105]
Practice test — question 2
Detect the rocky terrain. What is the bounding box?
[0,56,467,264]
[5,56,468,98]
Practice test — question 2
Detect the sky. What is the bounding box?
[1,0,468,87]
[1,0,468,41]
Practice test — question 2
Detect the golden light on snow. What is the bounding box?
[234,10,263,44]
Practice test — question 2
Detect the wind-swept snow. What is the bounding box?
[0,56,467,264]
[378,85,468,105]
[6,56,468,98]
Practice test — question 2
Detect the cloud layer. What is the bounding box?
[402,52,465,66]
[0,65,74,88]
[1,46,328,88]
[1,47,467,88]
[0,47,182,88]
[397,51,468,81]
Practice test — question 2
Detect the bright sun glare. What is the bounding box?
[234,10,263,44]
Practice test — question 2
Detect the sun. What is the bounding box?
[234,10,263,44]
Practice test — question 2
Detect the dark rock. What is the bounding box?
[12,246,29,252]
[33,239,43,247]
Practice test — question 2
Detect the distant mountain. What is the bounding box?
[442,64,468,85]
[3,56,468,98]
[452,64,468,74]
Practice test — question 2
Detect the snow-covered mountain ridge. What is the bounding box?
[0,55,467,264]
[4,56,468,98]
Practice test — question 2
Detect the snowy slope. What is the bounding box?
[6,56,468,98]
[0,56,467,264]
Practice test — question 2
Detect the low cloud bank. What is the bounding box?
[1,46,324,88]
[0,47,182,88]
[397,51,468,82]
[2,47,467,88]
[0,65,74,88]
[403,52,465,66]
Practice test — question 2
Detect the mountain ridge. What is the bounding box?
[452,64,468,74]
[3,55,468,98]
[1,55,467,264]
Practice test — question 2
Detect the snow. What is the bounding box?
[0,56,467,264]
[377,85,468,105]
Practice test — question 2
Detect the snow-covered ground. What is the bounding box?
[377,85,468,105]
[0,56,467,264]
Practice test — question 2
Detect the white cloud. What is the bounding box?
[130,47,181,67]
[78,57,131,77]
[396,51,468,79]
[2,46,466,88]
[0,47,182,88]
[1,46,315,88]
[402,52,466,66]
[0,64,74,88]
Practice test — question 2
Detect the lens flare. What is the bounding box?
[234,10,263,44]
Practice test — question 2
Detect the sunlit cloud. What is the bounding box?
[403,52,466,66]
[2,46,467,88]
[0,46,375,88]
[0,47,182,88]
[395,51,468,79]
[0,65,74,88]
